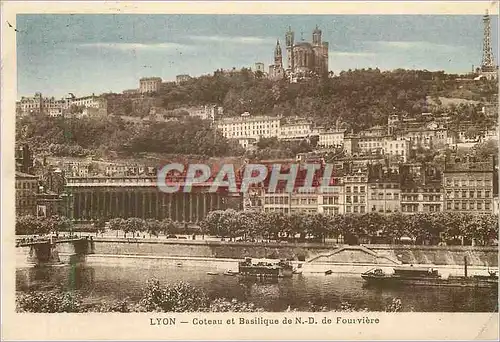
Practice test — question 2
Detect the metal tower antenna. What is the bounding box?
[481,10,496,70]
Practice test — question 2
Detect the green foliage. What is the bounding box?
[16,115,244,158]
[16,290,83,313]
[200,210,499,246]
[139,280,210,312]
[16,280,406,313]
[16,215,71,236]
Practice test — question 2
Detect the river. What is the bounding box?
[16,258,498,312]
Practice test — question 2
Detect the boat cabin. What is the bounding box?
[393,266,439,277]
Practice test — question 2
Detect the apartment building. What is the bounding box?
[343,172,368,214]
[318,130,345,148]
[443,157,497,214]
[382,139,410,162]
[318,177,344,215]
[16,171,39,216]
[139,77,162,93]
[400,181,443,213]
[279,119,312,141]
[217,113,281,147]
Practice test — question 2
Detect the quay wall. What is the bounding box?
[91,238,498,267]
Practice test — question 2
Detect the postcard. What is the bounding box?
[1,1,499,340]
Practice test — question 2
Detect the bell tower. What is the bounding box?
[312,25,322,46]
[274,39,283,68]
[285,26,294,71]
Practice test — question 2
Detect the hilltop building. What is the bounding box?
[268,26,329,81]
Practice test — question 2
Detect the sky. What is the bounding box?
[17,14,499,99]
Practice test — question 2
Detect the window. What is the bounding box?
[394,193,399,200]
[346,206,351,213]
[353,196,358,203]
[353,186,358,193]
[485,191,491,198]
[360,186,365,193]
[447,202,451,210]
[360,206,365,213]
[477,202,482,210]
[462,202,467,210]
[485,202,491,210]
[346,186,351,193]
[469,191,474,198]
[454,202,459,210]
[346,196,352,204]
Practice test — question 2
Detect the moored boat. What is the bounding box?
[361,257,498,288]
[238,257,293,278]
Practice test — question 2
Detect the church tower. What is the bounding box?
[285,26,294,71]
[274,39,283,68]
[312,25,322,46]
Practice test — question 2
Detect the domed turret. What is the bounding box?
[312,25,322,46]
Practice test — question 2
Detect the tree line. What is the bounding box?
[16,211,499,246]
[15,215,195,238]
[16,115,244,158]
[200,210,499,246]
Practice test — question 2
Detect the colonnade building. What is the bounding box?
[65,176,241,223]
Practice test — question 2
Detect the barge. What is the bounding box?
[238,258,293,278]
[361,257,498,288]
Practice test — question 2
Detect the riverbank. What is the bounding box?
[78,254,497,277]
[89,238,498,267]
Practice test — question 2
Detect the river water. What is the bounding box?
[16,259,498,312]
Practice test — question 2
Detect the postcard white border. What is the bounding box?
[2,1,499,340]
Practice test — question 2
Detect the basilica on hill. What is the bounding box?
[269,25,329,81]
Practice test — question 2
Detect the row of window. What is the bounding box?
[16,199,36,207]
[445,190,491,199]
[322,207,340,215]
[445,178,493,187]
[323,196,340,205]
[345,205,366,213]
[16,181,37,189]
[371,193,400,200]
[346,195,366,204]
[401,204,442,212]
[446,201,491,211]
[401,194,441,201]
[346,186,366,193]
[402,188,441,193]
[344,177,367,183]
[369,184,400,190]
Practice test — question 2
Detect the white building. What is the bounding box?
[48,108,63,117]
[217,113,281,148]
[382,139,410,162]
[184,105,223,121]
[318,130,345,147]
[139,77,162,93]
[279,120,312,140]
[318,177,344,215]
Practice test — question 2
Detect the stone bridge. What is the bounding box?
[16,237,95,265]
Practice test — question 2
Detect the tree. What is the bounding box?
[146,219,161,238]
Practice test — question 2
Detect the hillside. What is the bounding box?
[105,68,497,131]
